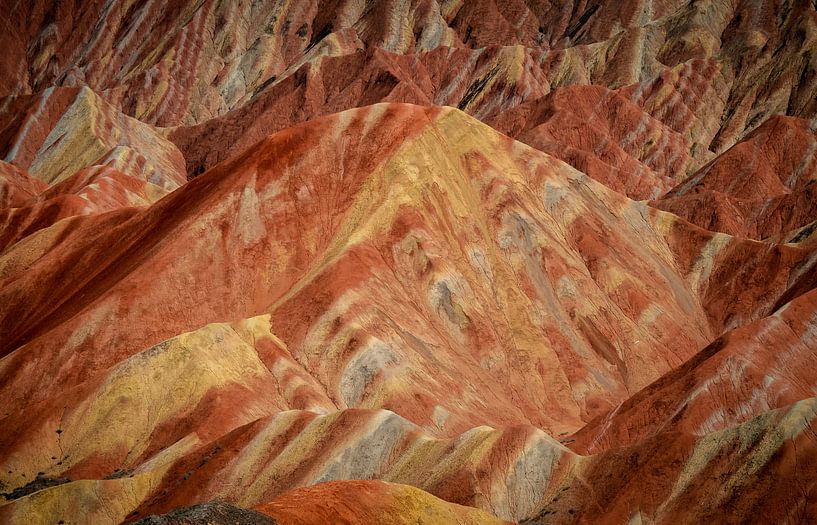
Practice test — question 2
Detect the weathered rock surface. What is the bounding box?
[571,286,817,454]
[3,400,815,523]
[134,501,277,525]
[654,115,817,239]
[1,103,815,524]
[2,2,817,524]
[256,480,513,525]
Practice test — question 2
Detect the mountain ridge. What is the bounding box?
[1,2,816,523]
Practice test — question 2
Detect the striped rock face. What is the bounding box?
[1,2,817,525]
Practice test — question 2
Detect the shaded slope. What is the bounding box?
[169,45,556,178]
[0,165,170,252]
[0,161,46,208]
[571,285,817,454]
[2,0,459,125]
[0,87,186,188]
[7,0,815,157]
[654,115,817,239]
[135,501,276,525]
[488,84,701,199]
[525,397,817,524]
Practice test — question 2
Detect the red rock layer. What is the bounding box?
[256,480,513,525]
[0,87,186,188]
[0,161,46,208]
[654,116,817,239]
[1,104,816,525]
[2,400,816,523]
[571,286,817,454]
[0,165,169,252]
[168,45,559,179]
[2,2,817,524]
[488,84,698,199]
[4,105,810,453]
[528,398,817,524]
[5,0,815,148]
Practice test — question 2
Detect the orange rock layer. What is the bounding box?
[1,2,817,524]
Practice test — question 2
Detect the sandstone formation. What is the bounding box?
[1,1,816,524]
[654,115,817,239]
[256,481,513,525]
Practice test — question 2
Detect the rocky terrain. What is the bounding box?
[1,1,816,524]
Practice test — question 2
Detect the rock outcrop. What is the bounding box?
[1,2,817,524]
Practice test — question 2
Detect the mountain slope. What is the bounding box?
[2,2,817,524]
[1,103,816,523]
